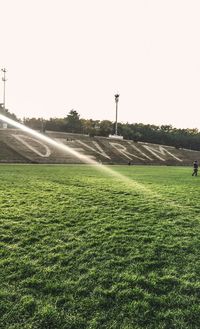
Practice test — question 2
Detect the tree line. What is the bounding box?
[1,106,200,151]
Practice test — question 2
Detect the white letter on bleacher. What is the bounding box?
[142,145,182,162]
[76,140,111,159]
[12,135,51,157]
[109,142,145,160]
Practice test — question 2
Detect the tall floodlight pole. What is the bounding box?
[114,94,119,135]
[1,68,7,111]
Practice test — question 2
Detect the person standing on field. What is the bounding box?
[192,160,198,176]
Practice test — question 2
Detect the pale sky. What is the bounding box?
[1,0,200,129]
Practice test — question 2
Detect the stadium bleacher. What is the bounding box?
[0,129,199,165]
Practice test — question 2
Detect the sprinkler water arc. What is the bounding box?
[0,113,155,194]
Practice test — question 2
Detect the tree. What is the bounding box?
[65,110,82,133]
[80,119,99,136]
[23,118,42,130]
[45,118,66,132]
[0,104,20,127]
[99,120,112,137]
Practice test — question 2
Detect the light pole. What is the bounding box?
[114,94,119,135]
[1,68,7,111]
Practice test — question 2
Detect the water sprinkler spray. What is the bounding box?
[0,113,156,196]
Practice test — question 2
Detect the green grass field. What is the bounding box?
[1,164,200,329]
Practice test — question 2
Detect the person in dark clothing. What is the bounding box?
[192,160,198,176]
